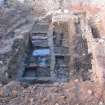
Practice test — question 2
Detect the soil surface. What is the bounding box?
[0,80,104,105]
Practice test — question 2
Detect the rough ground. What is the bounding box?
[0,1,105,105]
[0,80,104,105]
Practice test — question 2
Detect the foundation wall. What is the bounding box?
[67,17,76,78]
[67,15,91,80]
[80,14,105,84]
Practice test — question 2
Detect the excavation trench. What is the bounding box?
[7,18,92,84]
[17,22,70,83]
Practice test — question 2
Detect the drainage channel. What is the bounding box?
[18,21,70,83]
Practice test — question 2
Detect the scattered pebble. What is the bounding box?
[12,90,18,97]
[74,79,79,83]
[42,97,48,102]
[99,101,103,105]
[0,83,2,87]
[87,89,93,95]
[0,61,3,65]
[55,103,59,105]
[64,9,69,14]
[53,82,60,86]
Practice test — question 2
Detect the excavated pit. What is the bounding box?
[5,16,92,84]
[17,21,70,83]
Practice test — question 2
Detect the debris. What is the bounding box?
[74,79,79,83]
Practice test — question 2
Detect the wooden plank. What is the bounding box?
[32,40,48,47]
[19,77,53,82]
[55,54,70,56]
[47,23,56,78]
[32,36,48,40]
[32,24,49,33]
[54,47,69,55]
[28,63,50,67]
